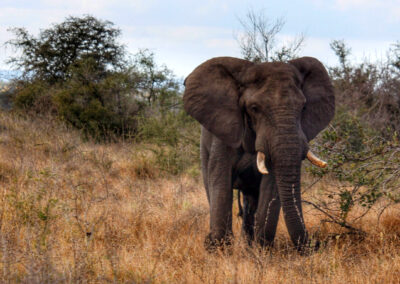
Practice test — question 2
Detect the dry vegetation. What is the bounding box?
[0,111,399,283]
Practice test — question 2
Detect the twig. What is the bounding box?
[302,199,365,233]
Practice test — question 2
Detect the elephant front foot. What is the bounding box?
[255,235,275,248]
[297,238,320,255]
[204,233,234,253]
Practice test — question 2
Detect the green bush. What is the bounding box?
[52,58,139,140]
[6,16,182,141]
[13,80,53,111]
[329,40,400,138]
[306,109,400,231]
[136,110,201,176]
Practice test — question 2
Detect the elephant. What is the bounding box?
[183,56,334,252]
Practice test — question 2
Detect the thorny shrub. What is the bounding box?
[303,41,400,235]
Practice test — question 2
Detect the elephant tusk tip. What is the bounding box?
[256,152,269,175]
[307,151,327,168]
[316,161,327,168]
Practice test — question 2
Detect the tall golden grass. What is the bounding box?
[0,111,399,283]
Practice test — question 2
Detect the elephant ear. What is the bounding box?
[183,57,253,148]
[290,57,335,141]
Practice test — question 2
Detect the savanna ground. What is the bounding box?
[0,111,399,283]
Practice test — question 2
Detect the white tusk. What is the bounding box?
[307,151,327,168]
[257,152,269,175]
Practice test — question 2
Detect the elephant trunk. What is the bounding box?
[275,162,308,250]
[271,134,309,251]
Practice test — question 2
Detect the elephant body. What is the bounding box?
[184,57,334,252]
[201,126,281,248]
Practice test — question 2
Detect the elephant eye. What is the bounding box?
[250,105,259,113]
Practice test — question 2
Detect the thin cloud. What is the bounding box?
[334,0,400,21]
[334,0,379,10]
[0,0,398,78]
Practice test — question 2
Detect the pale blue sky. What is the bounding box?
[1,0,399,79]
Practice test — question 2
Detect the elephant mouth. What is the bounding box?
[256,150,327,175]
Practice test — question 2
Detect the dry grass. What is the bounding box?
[0,112,399,283]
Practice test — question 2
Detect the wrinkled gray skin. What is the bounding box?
[183,56,334,252]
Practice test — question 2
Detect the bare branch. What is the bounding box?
[236,8,304,62]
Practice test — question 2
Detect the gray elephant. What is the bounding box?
[183,56,334,252]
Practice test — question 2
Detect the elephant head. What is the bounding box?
[183,56,334,250]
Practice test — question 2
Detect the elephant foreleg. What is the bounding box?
[204,142,234,251]
[200,138,210,204]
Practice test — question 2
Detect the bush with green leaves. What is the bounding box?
[12,79,53,112]
[132,49,181,107]
[6,16,182,140]
[300,40,400,235]
[135,109,201,176]
[7,15,125,83]
[305,108,400,233]
[329,40,400,137]
[52,58,139,140]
